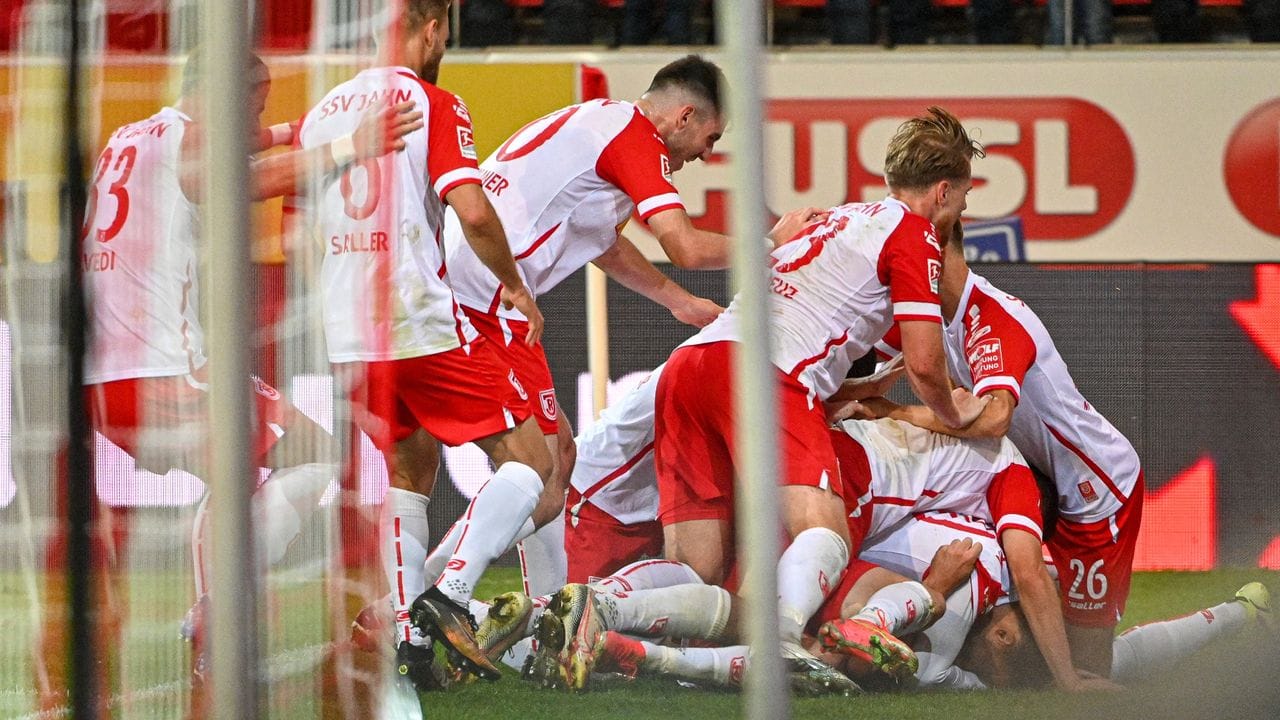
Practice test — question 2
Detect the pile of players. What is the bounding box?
[73,0,1271,710]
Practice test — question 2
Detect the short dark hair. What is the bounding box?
[404,0,450,32]
[646,55,725,115]
[182,48,267,95]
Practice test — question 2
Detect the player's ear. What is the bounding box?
[678,104,696,128]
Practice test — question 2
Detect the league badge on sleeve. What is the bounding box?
[457,126,477,160]
[660,155,673,183]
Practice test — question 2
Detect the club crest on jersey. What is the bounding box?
[457,126,477,160]
[927,258,942,294]
[1078,480,1098,502]
[539,389,558,420]
[660,155,673,183]
[508,370,529,400]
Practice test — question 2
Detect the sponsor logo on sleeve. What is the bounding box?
[453,98,472,123]
[660,155,673,183]
[457,126,477,160]
[927,258,942,295]
[967,338,1005,379]
[923,229,941,253]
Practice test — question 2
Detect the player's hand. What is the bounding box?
[951,387,990,428]
[353,101,424,159]
[824,399,866,424]
[855,396,900,420]
[924,538,982,596]
[500,284,544,346]
[671,296,724,328]
[1060,669,1124,693]
[768,206,830,247]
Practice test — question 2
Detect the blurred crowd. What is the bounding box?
[2,0,1277,54]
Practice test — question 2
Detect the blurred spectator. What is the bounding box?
[970,0,1019,43]
[544,0,596,43]
[460,0,516,46]
[621,0,696,44]
[828,0,931,45]
[1244,0,1279,41]
[1151,0,1201,41]
[1043,0,1112,44]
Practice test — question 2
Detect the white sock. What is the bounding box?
[518,516,567,598]
[1111,600,1249,682]
[777,527,849,643]
[191,492,211,598]
[382,487,430,645]
[853,580,937,636]
[593,559,704,593]
[642,642,749,687]
[424,516,536,587]
[433,462,542,606]
[254,463,334,567]
[597,584,732,641]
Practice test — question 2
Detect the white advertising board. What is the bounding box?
[581,49,1280,262]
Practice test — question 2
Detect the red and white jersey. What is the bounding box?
[84,107,204,384]
[860,510,1012,616]
[443,99,684,319]
[834,418,1044,544]
[859,511,1009,691]
[295,66,481,362]
[943,271,1141,524]
[685,198,943,403]
[568,364,663,525]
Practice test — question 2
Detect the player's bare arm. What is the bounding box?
[592,235,723,328]
[644,207,734,270]
[178,102,423,202]
[445,183,544,346]
[866,388,1016,439]
[899,319,988,429]
[1002,529,1122,692]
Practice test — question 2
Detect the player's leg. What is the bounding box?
[1050,482,1144,678]
[1110,582,1271,682]
[811,560,922,682]
[380,429,440,648]
[518,409,574,597]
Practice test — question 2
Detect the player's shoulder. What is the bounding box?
[966,272,1041,327]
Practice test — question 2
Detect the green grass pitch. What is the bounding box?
[3,567,1278,719]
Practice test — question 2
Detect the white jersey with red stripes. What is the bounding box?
[84,107,204,384]
[945,271,1141,524]
[835,418,1044,544]
[443,99,685,320]
[296,66,481,362]
[860,510,1012,615]
[568,364,663,525]
[859,511,1010,690]
[684,198,944,402]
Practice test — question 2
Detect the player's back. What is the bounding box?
[84,107,204,384]
[298,67,479,362]
[946,272,1140,523]
[688,198,941,401]
[444,99,681,317]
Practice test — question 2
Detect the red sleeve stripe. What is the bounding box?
[434,167,483,198]
[874,340,901,359]
[973,376,1021,400]
[636,193,684,220]
[894,314,943,324]
[579,440,657,501]
[996,514,1044,541]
